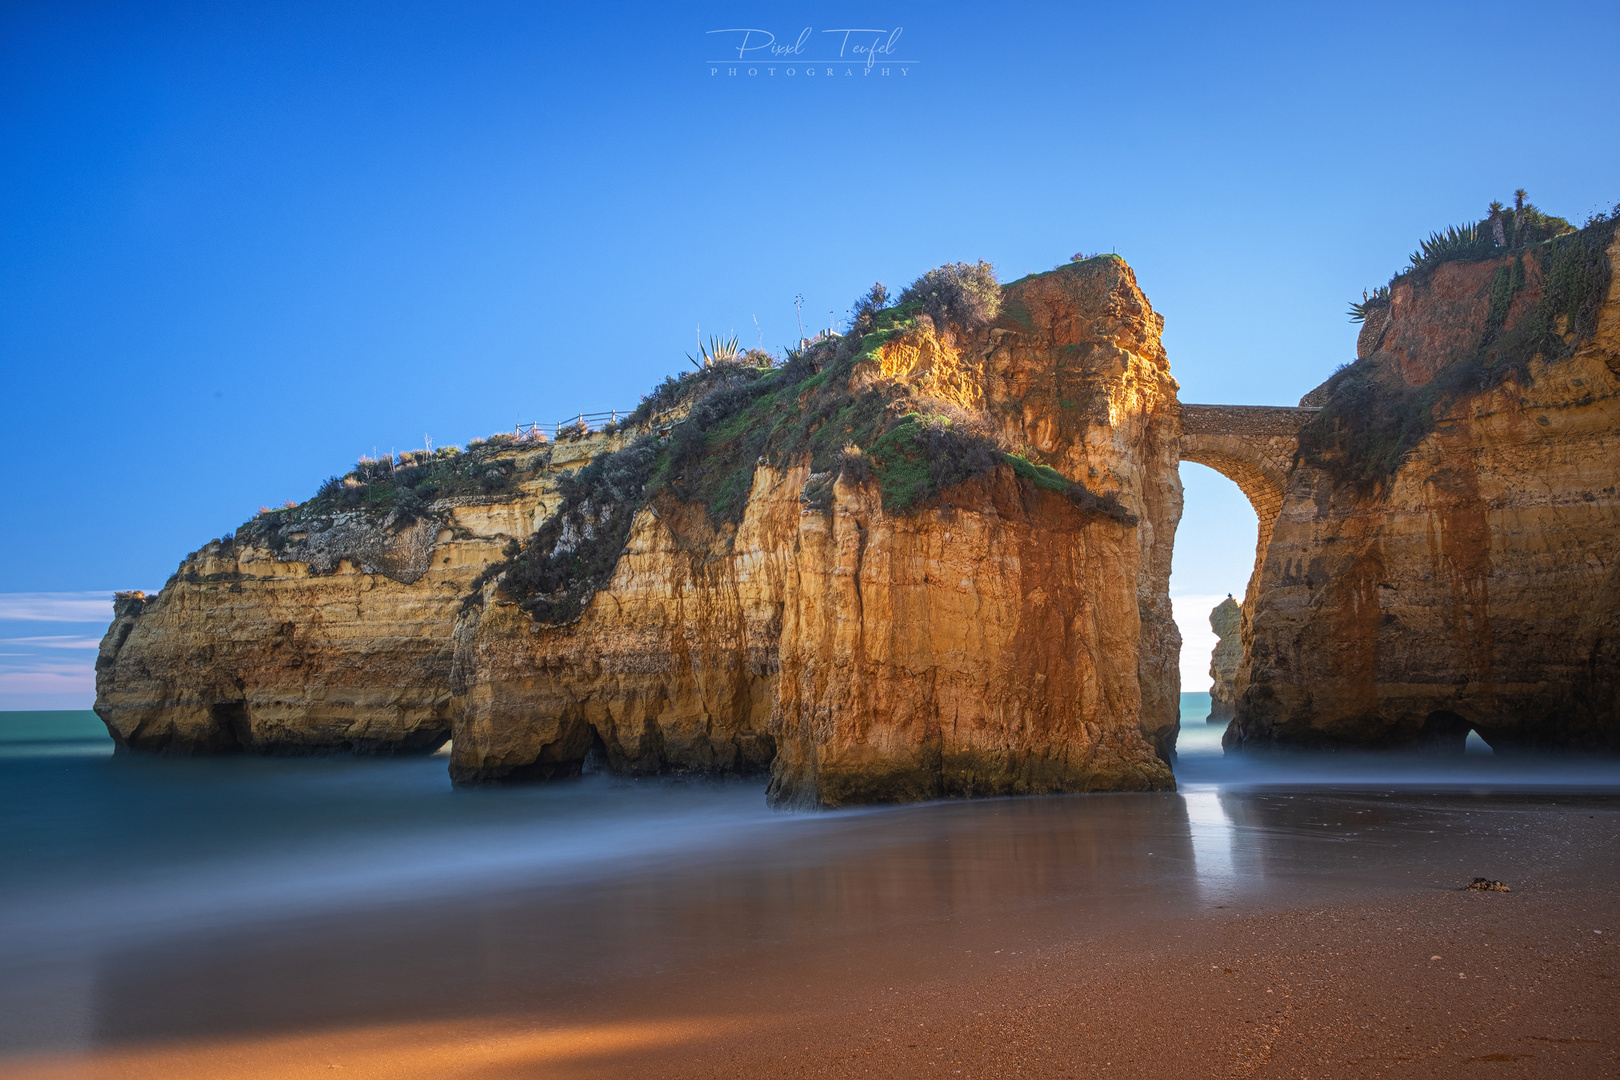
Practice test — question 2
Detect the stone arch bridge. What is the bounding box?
[1178,404,1321,582]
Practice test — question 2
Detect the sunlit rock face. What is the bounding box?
[93,437,615,754]
[451,258,1184,805]
[1228,227,1620,752]
[96,258,1184,804]
[1206,596,1242,723]
[451,460,1173,806]
[979,261,1185,764]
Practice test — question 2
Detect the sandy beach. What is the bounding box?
[5,806,1614,1080]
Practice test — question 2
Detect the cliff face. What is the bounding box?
[452,257,1183,804]
[452,460,1168,805]
[97,257,1184,804]
[1228,223,1620,751]
[94,437,619,753]
[986,267,1185,761]
[1206,596,1241,722]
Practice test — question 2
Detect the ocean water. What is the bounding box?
[2,701,1617,1062]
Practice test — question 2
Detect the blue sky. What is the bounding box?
[3,0,1616,707]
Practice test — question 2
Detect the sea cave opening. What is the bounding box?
[1420,710,1496,756]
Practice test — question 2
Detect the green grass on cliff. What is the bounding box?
[231,438,543,555]
[1346,195,1604,325]
[475,280,1129,626]
[1303,210,1618,491]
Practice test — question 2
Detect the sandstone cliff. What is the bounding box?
[95,435,621,753]
[1206,596,1241,722]
[98,257,1185,804]
[1227,215,1620,751]
[452,257,1183,805]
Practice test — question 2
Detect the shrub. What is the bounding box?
[478,465,509,492]
[866,412,997,510]
[484,436,663,624]
[898,261,1001,328]
[838,443,869,484]
[624,371,701,429]
[391,485,427,523]
[849,282,890,331]
[1305,206,1617,491]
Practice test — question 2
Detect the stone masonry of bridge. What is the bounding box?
[1177,404,1320,583]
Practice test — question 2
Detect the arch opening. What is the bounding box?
[1417,710,1471,754]
[1172,404,1318,753]
[1170,462,1260,751]
[1416,710,1497,756]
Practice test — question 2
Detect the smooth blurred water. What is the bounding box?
[0,710,114,759]
[1,701,1616,1058]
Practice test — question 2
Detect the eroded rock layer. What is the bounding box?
[453,258,1183,803]
[1228,225,1620,751]
[95,437,616,754]
[98,257,1184,803]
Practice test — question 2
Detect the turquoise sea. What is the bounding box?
[0,710,114,759]
[0,694,1231,759]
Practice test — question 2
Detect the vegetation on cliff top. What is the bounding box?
[226,257,1129,625]
[1309,197,1618,490]
[477,261,1130,626]
[1347,190,1600,322]
[229,436,545,555]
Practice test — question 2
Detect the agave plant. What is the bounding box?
[686,333,743,370]
[1347,285,1391,323]
[1407,222,1493,271]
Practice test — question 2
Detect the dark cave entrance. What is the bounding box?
[1417,710,1495,755]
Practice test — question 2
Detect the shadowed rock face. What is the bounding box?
[98,257,1183,805]
[1227,225,1620,752]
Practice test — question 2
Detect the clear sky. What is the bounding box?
[3,0,1617,707]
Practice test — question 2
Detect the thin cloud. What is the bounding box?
[0,592,117,622]
[0,656,96,674]
[0,635,104,649]
[0,667,95,693]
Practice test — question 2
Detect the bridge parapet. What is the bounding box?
[1180,403,1320,437]
[1177,404,1319,597]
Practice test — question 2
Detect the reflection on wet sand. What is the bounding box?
[2,1016,751,1080]
[3,734,1617,1077]
[71,795,1200,1049]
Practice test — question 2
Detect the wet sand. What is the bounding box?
[2,778,1616,1079]
[5,880,1614,1078]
